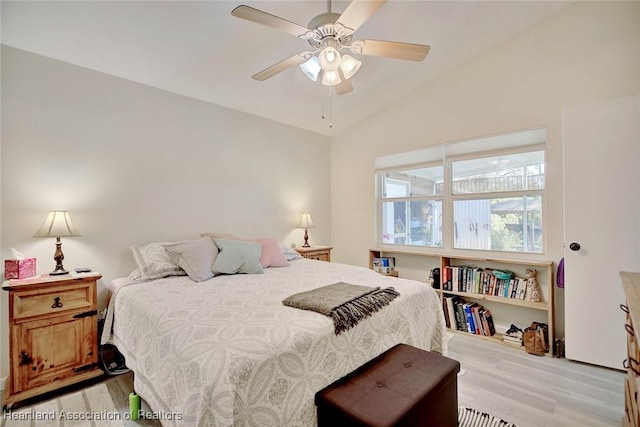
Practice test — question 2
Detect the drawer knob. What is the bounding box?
[624,357,640,376]
[20,351,33,366]
[626,323,635,337]
[51,297,63,309]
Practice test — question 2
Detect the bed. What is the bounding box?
[103,244,448,427]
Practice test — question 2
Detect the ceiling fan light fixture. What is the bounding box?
[300,56,321,81]
[339,54,362,80]
[321,70,342,86]
[318,46,341,71]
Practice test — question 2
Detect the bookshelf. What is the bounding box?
[369,248,555,356]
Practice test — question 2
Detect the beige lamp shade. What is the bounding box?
[297,213,315,229]
[33,210,81,275]
[33,210,81,238]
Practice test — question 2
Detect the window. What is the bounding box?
[376,128,545,255]
[380,166,443,247]
[451,150,544,252]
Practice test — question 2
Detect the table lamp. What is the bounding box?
[297,212,315,248]
[33,210,81,275]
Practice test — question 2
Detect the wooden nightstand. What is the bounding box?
[2,273,103,408]
[295,246,333,262]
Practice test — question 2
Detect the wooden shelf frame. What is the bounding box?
[369,248,555,356]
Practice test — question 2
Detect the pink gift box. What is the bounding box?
[5,258,37,279]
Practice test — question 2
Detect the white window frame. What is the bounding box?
[378,163,444,248]
[375,128,547,260]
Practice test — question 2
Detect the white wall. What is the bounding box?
[330,1,640,336]
[0,0,4,389]
[0,46,331,378]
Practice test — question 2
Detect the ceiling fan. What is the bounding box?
[231,0,430,95]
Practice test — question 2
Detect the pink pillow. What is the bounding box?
[250,238,289,268]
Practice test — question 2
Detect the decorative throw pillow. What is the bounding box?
[165,238,218,282]
[129,241,187,281]
[252,238,289,268]
[212,238,263,275]
[281,246,304,261]
[201,233,289,268]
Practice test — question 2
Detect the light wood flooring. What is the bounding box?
[8,333,626,426]
[449,332,625,427]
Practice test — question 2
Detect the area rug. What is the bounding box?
[459,405,519,427]
[2,382,125,427]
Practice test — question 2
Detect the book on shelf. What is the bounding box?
[442,296,495,336]
[463,302,477,334]
[443,295,458,329]
[454,299,467,331]
[372,257,396,274]
[441,265,542,303]
[444,266,451,291]
[471,304,483,335]
[372,257,395,268]
[442,298,449,328]
[483,309,496,336]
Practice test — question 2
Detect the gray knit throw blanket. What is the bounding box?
[282,282,400,334]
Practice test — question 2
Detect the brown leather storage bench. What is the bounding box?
[315,343,460,427]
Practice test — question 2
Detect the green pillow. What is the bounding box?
[212,238,263,275]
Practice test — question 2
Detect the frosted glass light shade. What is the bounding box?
[318,47,341,71]
[321,70,342,86]
[300,56,321,81]
[339,54,362,80]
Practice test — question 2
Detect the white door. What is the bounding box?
[563,95,640,369]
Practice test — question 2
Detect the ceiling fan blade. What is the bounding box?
[351,39,430,61]
[231,5,309,38]
[334,69,353,95]
[335,0,387,33]
[252,52,310,81]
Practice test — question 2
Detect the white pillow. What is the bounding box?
[165,238,218,282]
[281,246,303,261]
[129,241,187,281]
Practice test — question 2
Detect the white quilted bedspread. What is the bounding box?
[109,259,448,426]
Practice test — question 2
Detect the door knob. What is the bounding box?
[569,242,581,251]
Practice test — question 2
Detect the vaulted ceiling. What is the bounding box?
[1,1,572,136]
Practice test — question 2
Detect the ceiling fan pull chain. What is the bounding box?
[329,85,333,128]
[321,80,326,120]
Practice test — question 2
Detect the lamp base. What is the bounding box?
[303,228,311,247]
[51,237,69,275]
[50,269,69,276]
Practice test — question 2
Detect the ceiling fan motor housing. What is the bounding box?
[305,12,353,50]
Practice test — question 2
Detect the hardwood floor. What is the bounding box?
[103,373,162,426]
[449,332,625,427]
[107,332,624,426]
[7,334,625,426]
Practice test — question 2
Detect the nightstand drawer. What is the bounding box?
[295,246,333,262]
[308,253,330,261]
[13,283,95,320]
